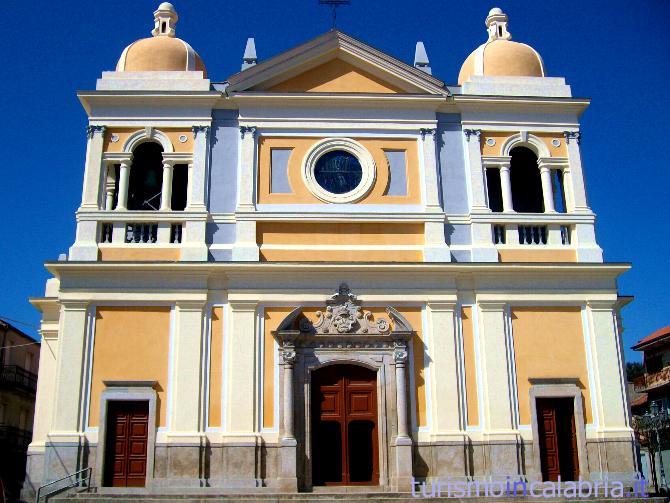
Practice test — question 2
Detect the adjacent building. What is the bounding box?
[25,3,636,498]
[0,319,40,501]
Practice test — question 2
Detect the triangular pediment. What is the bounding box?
[263,58,406,93]
[226,31,448,96]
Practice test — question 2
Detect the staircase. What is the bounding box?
[49,489,668,503]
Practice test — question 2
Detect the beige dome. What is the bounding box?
[458,8,545,85]
[117,36,207,76]
[115,3,207,77]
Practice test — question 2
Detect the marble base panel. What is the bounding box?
[23,437,638,495]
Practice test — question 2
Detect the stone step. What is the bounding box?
[51,491,667,503]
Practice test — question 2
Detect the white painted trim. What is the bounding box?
[500,132,551,158]
[166,305,177,431]
[203,304,213,431]
[221,302,231,432]
[301,138,377,204]
[455,305,468,430]
[472,304,484,430]
[504,304,520,429]
[81,306,96,431]
[581,305,599,428]
[123,128,175,154]
[419,305,431,433]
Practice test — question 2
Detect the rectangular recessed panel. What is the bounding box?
[384,150,408,196]
[130,422,148,436]
[349,392,372,414]
[271,148,292,194]
[320,392,341,416]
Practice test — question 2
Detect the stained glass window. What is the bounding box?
[314,151,363,195]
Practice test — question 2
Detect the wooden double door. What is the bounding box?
[537,398,579,481]
[311,364,379,486]
[103,400,149,487]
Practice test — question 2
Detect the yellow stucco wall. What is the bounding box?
[257,137,421,205]
[480,131,567,157]
[208,307,224,428]
[257,222,424,262]
[103,128,193,153]
[405,308,426,428]
[461,306,479,427]
[511,306,592,425]
[99,248,181,262]
[498,249,577,263]
[89,306,171,427]
[262,59,405,93]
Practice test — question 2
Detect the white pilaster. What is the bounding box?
[420,128,441,210]
[477,303,517,438]
[463,129,488,211]
[573,222,604,262]
[160,161,174,211]
[80,126,106,210]
[237,126,257,212]
[68,220,99,261]
[224,301,258,438]
[31,333,59,445]
[233,126,260,261]
[50,302,89,435]
[563,131,590,212]
[426,302,463,437]
[168,302,205,439]
[585,302,631,436]
[186,126,209,212]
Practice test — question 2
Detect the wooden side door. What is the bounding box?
[537,397,579,482]
[104,401,149,487]
[537,398,561,481]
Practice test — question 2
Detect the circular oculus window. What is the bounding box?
[302,138,376,203]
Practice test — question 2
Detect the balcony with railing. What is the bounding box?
[94,211,187,261]
[0,425,32,451]
[0,365,38,394]
[634,366,670,393]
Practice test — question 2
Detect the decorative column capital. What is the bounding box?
[419,128,436,140]
[563,130,582,144]
[463,128,481,142]
[192,125,210,139]
[86,125,106,139]
[280,346,297,366]
[240,125,258,139]
[393,341,409,366]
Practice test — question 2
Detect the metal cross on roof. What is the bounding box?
[318,0,350,29]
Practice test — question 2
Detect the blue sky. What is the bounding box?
[0,1,668,362]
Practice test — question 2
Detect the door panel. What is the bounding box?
[104,401,149,487]
[312,365,379,486]
[537,398,579,482]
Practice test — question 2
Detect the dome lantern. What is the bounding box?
[485,7,511,42]
[152,2,178,38]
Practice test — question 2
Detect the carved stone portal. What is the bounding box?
[272,283,415,491]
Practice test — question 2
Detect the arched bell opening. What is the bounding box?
[510,146,544,213]
[128,142,164,211]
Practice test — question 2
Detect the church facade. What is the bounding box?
[25,3,636,497]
